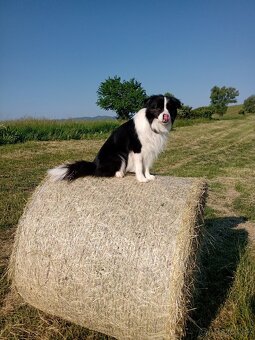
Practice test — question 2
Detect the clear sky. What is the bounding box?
[0,0,255,120]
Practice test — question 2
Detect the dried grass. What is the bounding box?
[9,175,207,339]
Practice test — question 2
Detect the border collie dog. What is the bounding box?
[48,95,181,183]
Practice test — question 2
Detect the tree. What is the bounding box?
[243,95,255,113]
[164,92,175,98]
[210,86,239,116]
[97,76,147,119]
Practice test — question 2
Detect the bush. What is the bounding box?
[243,95,255,113]
[191,106,214,119]
[177,105,193,119]
[177,105,214,120]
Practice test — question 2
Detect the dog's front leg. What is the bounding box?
[145,167,155,181]
[133,153,148,183]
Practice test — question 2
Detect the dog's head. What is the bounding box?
[144,95,181,129]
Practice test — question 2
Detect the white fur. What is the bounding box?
[126,152,135,173]
[47,165,67,181]
[131,105,171,182]
[157,96,171,126]
[133,152,148,182]
[164,96,167,111]
[115,157,126,178]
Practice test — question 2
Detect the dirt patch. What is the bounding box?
[208,177,255,242]
[236,220,255,242]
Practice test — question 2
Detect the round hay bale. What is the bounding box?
[10,175,207,339]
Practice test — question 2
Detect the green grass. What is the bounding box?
[0,115,255,339]
[226,104,244,116]
[211,104,246,121]
[0,105,249,146]
[0,117,216,146]
[0,119,120,145]
[234,182,255,221]
[202,246,255,340]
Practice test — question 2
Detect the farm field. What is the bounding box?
[0,105,244,146]
[0,114,255,339]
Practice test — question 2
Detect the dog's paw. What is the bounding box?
[115,171,125,178]
[136,176,149,183]
[146,174,155,181]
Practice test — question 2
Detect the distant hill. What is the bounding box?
[226,104,243,115]
[62,115,115,121]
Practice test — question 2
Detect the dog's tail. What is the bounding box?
[48,160,96,181]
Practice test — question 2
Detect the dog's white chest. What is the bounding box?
[126,132,167,173]
[141,132,167,166]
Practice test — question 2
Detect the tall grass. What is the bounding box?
[0,118,219,145]
[0,119,120,145]
[0,105,247,146]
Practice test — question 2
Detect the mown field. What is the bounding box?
[0,112,255,339]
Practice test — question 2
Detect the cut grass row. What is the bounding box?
[0,114,255,339]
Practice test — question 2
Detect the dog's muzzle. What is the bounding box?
[162,113,171,124]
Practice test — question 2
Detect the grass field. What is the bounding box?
[0,119,120,145]
[0,113,255,339]
[0,117,212,145]
[0,105,246,146]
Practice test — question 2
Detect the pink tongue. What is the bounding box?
[163,114,170,122]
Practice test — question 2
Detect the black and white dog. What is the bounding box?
[48,95,181,183]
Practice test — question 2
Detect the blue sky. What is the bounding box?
[0,0,255,120]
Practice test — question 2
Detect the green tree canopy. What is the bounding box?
[210,86,239,116]
[96,76,147,119]
[164,92,175,98]
[243,95,255,113]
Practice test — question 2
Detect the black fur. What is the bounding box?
[63,160,96,181]
[63,119,141,181]
[145,95,181,124]
[165,96,182,122]
[52,94,181,182]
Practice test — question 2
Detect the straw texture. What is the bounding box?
[10,175,206,339]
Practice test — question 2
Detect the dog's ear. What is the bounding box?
[144,96,154,108]
[166,96,182,110]
[166,96,182,124]
[144,95,162,108]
